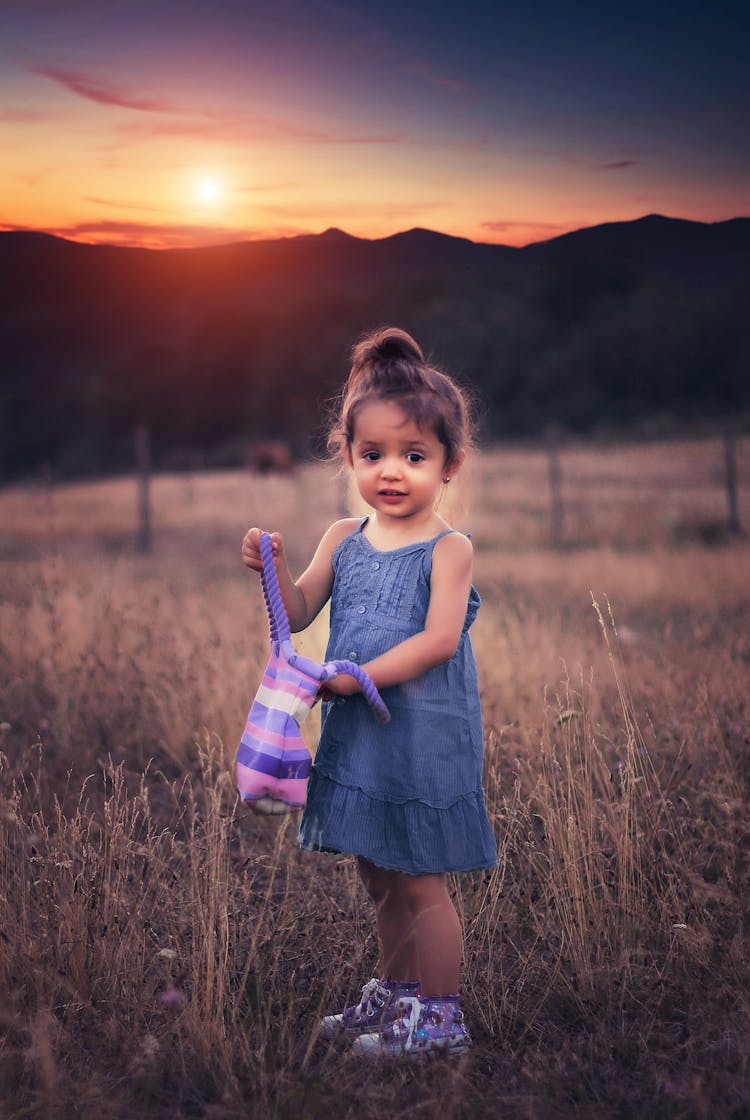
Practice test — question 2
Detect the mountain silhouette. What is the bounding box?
[1,215,748,477]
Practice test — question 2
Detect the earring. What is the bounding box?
[442,477,451,484]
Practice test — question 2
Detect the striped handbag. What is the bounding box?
[236,532,390,814]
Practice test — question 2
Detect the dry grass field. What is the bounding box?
[1,436,749,1119]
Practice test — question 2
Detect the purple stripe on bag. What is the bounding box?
[238,738,310,765]
[264,660,319,692]
[244,701,299,738]
[237,744,311,779]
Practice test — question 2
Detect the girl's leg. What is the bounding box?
[357,858,419,981]
[350,870,469,1057]
[358,860,462,993]
[391,873,462,995]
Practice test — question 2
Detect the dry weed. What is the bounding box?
[0,442,748,1118]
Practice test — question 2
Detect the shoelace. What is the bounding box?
[354,978,388,1020]
[393,996,422,1047]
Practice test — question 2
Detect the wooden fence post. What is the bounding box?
[723,427,741,535]
[546,424,564,546]
[135,424,152,553]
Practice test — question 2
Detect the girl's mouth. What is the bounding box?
[379,489,406,501]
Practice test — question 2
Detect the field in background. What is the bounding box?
[1,436,749,1119]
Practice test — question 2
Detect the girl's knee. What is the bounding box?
[392,872,446,911]
[357,857,397,904]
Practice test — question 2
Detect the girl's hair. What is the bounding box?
[329,327,472,465]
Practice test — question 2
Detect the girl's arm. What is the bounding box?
[325,532,474,694]
[242,519,360,633]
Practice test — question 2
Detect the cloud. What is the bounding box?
[479,218,574,247]
[481,220,567,233]
[8,168,53,187]
[116,114,404,145]
[408,61,467,95]
[522,146,645,171]
[257,200,445,220]
[236,181,303,193]
[31,65,193,114]
[23,218,272,249]
[84,195,171,213]
[433,75,467,94]
[30,61,405,145]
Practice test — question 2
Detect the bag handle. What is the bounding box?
[259,531,291,643]
[258,532,390,723]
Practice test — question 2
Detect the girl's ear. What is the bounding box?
[444,449,466,480]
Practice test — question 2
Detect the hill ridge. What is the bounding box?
[3,212,749,257]
[1,214,748,477]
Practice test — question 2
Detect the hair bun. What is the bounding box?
[375,329,423,363]
[352,327,424,374]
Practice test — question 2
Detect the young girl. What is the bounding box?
[241,327,497,1058]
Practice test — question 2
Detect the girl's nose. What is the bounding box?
[380,457,402,479]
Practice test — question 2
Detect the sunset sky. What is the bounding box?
[1,0,748,249]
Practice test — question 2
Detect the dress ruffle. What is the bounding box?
[298,769,498,876]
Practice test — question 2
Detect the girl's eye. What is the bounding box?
[406,452,424,463]
[363,451,380,462]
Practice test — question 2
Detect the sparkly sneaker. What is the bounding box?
[318,978,420,1040]
[352,995,472,1059]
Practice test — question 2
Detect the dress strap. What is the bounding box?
[428,528,456,553]
[430,528,476,553]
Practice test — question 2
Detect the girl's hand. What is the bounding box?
[318,674,361,701]
[242,527,284,572]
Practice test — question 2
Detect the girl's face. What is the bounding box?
[347,399,457,529]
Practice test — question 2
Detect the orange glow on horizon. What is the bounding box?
[2,117,745,251]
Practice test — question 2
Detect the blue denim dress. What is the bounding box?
[298,519,498,875]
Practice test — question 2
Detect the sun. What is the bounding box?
[195,177,223,206]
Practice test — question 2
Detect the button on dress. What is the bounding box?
[298,519,498,875]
